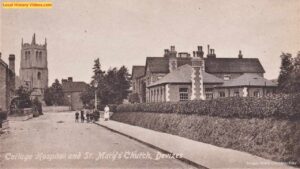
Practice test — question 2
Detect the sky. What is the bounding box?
[1,0,299,84]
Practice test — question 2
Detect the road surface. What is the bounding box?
[0,112,195,169]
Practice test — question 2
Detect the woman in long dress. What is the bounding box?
[104,105,110,121]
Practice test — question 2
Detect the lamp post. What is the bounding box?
[93,80,98,110]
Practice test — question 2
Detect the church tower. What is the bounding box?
[20,33,48,99]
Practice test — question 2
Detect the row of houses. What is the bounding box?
[131,45,277,103]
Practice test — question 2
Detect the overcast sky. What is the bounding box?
[1,0,299,83]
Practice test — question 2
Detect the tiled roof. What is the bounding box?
[145,57,169,73]
[145,57,265,74]
[218,74,277,87]
[205,58,265,73]
[62,81,88,92]
[132,66,145,79]
[145,57,192,74]
[148,64,223,87]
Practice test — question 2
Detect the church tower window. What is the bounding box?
[37,72,41,80]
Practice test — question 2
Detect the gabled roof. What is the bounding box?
[132,66,145,79]
[148,64,223,87]
[218,73,277,87]
[205,58,265,73]
[144,56,265,74]
[62,81,88,92]
[145,56,192,74]
[145,57,169,73]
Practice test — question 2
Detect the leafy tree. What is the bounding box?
[44,79,64,106]
[128,93,140,103]
[80,85,95,108]
[80,58,131,107]
[277,52,300,93]
[278,53,294,93]
[289,52,300,93]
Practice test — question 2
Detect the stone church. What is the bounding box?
[19,34,48,99]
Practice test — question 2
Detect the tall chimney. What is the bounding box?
[191,47,205,100]
[168,46,177,72]
[238,50,243,59]
[9,54,15,73]
[196,46,204,58]
[207,45,210,57]
[68,77,73,82]
[164,49,169,57]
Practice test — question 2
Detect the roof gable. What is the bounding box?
[148,64,223,87]
[132,66,145,79]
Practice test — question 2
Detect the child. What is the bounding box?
[80,110,85,123]
[104,105,110,121]
[75,111,79,123]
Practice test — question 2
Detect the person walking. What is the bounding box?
[86,109,90,123]
[80,110,85,123]
[104,105,110,121]
[75,111,79,123]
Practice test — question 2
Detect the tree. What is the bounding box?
[44,79,64,106]
[277,52,300,93]
[80,85,94,108]
[80,58,131,107]
[278,53,294,93]
[128,93,140,103]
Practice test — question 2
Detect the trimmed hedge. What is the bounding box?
[116,94,300,119]
[112,112,300,166]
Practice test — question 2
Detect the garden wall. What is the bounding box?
[113,95,300,165]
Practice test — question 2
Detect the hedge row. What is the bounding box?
[111,112,300,165]
[116,94,300,119]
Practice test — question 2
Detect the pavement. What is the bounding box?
[95,118,299,169]
[0,112,196,169]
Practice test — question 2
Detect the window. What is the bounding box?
[234,90,239,97]
[25,51,31,60]
[179,88,188,101]
[37,72,41,80]
[253,91,260,97]
[205,88,213,99]
[219,91,225,97]
[223,75,231,81]
[132,82,135,91]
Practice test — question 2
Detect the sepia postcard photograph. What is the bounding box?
[0,0,299,169]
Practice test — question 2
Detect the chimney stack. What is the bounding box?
[207,45,210,57]
[196,46,204,58]
[68,77,73,82]
[191,46,205,100]
[9,54,15,73]
[164,49,169,57]
[238,50,243,59]
[168,46,177,72]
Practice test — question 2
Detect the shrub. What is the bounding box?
[116,94,300,119]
